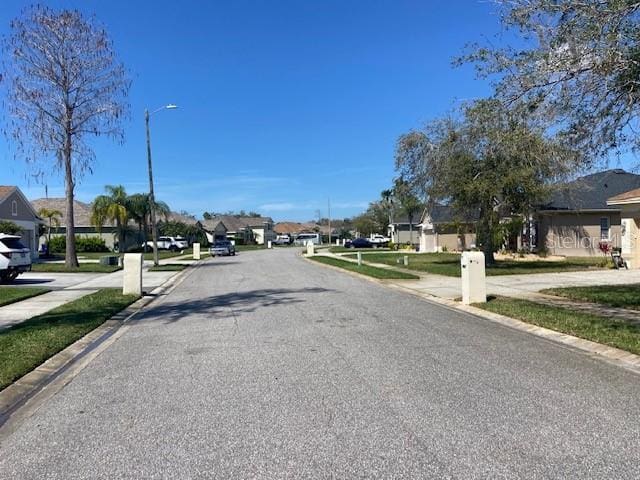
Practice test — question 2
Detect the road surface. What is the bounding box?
[1,248,639,478]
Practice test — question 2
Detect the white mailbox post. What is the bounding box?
[357,251,362,266]
[306,240,315,255]
[461,251,486,305]
[123,253,143,296]
[193,242,201,260]
[267,240,272,249]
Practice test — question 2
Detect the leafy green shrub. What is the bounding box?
[387,241,396,250]
[49,236,109,253]
[0,220,21,235]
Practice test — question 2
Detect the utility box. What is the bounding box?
[123,253,143,296]
[306,240,315,256]
[461,251,486,305]
[193,242,200,260]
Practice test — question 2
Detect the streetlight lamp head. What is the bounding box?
[165,104,178,109]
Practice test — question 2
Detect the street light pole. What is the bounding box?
[145,109,160,267]
[145,104,177,267]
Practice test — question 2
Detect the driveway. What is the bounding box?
[391,268,640,300]
[1,249,639,478]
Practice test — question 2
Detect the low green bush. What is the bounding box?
[48,235,109,253]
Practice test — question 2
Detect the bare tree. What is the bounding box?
[2,5,130,267]
[459,0,640,163]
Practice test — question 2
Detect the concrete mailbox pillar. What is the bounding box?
[123,253,143,296]
[267,240,272,249]
[461,251,486,305]
[403,255,409,266]
[193,242,201,260]
[306,240,315,255]
[357,251,362,266]
[336,238,340,246]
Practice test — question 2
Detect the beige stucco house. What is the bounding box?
[607,188,640,269]
[203,215,276,245]
[0,186,42,258]
[418,205,477,253]
[535,169,640,257]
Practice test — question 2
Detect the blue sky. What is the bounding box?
[2,1,519,220]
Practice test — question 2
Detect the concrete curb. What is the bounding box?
[0,260,202,442]
[304,255,640,376]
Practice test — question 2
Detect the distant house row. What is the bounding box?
[0,192,277,257]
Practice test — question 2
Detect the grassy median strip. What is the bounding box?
[148,264,188,272]
[0,287,50,307]
[541,284,640,311]
[30,263,121,273]
[309,256,419,280]
[0,288,138,391]
[476,296,640,355]
[344,252,606,277]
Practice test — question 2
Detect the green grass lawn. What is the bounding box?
[308,256,419,280]
[329,246,392,254]
[0,288,138,391]
[48,249,192,261]
[476,296,640,355]
[343,252,606,277]
[0,287,50,307]
[148,263,188,272]
[31,263,122,273]
[542,284,640,310]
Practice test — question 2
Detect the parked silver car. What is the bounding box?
[209,240,236,256]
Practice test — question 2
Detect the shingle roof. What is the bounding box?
[542,169,640,211]
[0,186,16,203]
[274,222,317,234]
[31,198,94,227]
[165,211,199,226]
[204,215,273,233]
[428,205,478,224]
[608,187,640,204]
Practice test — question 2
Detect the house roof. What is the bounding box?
[31,198,98,227]
[542,169,640,211]
[205,215,273,233]
[420,204,478,225]
[607,187,640,205]
[274,222,317,234]
[0,186,16,204]
[165,211,199,226]
[390,212,424,225]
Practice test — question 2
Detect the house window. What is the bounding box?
[600,217,610,240]
[11,200,17,217]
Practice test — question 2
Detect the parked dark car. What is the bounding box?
[349,238,373,248]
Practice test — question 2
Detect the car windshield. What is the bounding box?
[0,238,26,250]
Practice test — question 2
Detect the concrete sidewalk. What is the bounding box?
[0,266,182,330]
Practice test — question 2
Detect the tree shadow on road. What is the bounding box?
[136,287,333,324]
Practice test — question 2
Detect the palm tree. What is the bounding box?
[91,185,129,252]
[37,207,63,252]
[127,193,170,252]
[394,178,422,246]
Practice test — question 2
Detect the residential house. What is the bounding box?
[606,188,640,269]
[535,169,640,256]
[388,214,422,245]
[418,205,477,253]
[30,197,137,252]
[200,218,228,244]
[0,186,42,258]
[205,215,276,245]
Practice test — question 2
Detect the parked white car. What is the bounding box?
[0,234,31,282]
[369,234,390,247]
[142,236,188,251]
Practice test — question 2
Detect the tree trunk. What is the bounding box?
[63,128,79,268]
[409,214,413,246]
[478,205,496,265]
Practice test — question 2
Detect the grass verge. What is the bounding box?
[476,296,640,355]
[31,263,121,273]
[0,288,138,391]
[148,264,188,272]
[541,284,640,310]
[0,287,50,307]
[343,252,606,277]
[308,256,419,280]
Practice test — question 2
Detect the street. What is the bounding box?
[1,248,639,478]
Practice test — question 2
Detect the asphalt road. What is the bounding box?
[1,248,640,479]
